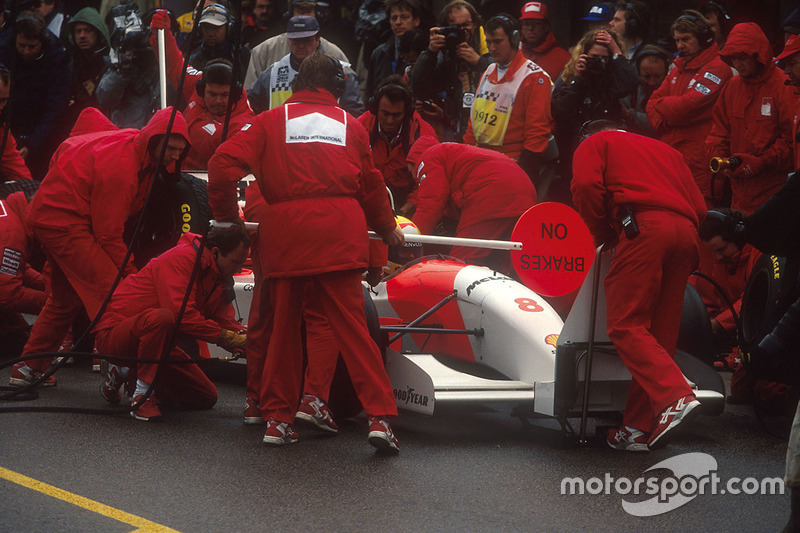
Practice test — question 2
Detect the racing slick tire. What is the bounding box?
[327,285,387,421]
[740,253,800,381]
[125,173,211,268]
[677,283,716,367]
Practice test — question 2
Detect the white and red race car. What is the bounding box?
[216,200,725,434]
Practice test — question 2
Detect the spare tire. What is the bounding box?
[124,173,211,268]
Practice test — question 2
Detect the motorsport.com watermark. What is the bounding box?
[560,453,784,516]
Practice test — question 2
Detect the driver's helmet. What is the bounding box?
[384,216,423,275]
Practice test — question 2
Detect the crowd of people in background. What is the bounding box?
[2,0,800,458]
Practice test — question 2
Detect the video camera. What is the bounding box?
[106,2,149,71]
[435,25,468,52]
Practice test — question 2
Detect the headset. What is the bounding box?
[701,1,731,22]
[488,13,521,49]
[623,2,650,41]
[675,12,714,47]
[196,59,243,104]
[368,78,412,117]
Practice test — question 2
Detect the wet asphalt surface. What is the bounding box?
[0,358,793,533]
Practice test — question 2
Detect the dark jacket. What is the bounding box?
[65,8,111,128]
[367,35,403,98]
[188,40,251,85]
[409,36,492,141]
[0,30,71,162]
[551,56,639,168]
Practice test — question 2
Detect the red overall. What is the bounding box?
[706,23,795,214]
[20,107,190,373]
[153,24,256,171]
[208,89,398,424]
[0,192,44,314]
[572,130,707,433]
[520,31,570,82]
[241,183,340,413]
[412,143,536,273]
[646,43,732,206]
[357,110,436,206]
[95,233,240,407]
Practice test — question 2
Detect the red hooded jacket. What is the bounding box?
[94,232,240,341]
[520,31,570,81]
[572,131,707,240]
[411,143,537,235]
[26,107,190,271]
[647,43,733,201]
[357,110,436,204]
[207,89,396,277]
[0,191,45,313]
[706,23,795,213]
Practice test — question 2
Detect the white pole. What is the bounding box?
[158,29,167,109]
[241,222,521,250]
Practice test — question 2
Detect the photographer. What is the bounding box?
[96,3,166,129]
[188,3,250,85]
[550,29,637,205]
[409,0,491,142]
[367,0,421,98]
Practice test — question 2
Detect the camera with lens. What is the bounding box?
[584,56,608,75]
[436,25,468,52]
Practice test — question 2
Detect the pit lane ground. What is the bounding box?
[0,360,792,532]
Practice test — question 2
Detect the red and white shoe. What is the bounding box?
[244,397,262,425]
[263,417,299,445]
[647,394,701,450]
[100,363,126,405]
[8,363,57,387]
[367,416,400,454]
[130,394,162,422]
[607,426,650,452]
[295,394,338,433]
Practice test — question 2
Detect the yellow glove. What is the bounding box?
[218,329,247,353]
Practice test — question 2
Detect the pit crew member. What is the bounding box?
[705,22,795,214]
[9,107,190,387]
[571,121,707,451]
[407,137,536,275]
[208,52,404,452]
[94,224,248,421]
[149,9,254,170]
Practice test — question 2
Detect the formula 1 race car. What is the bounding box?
[214,200,726,435]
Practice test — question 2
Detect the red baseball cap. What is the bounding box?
[776,34,800,64]
[520,2,548,21]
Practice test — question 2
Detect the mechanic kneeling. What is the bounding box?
[94,224,249,422]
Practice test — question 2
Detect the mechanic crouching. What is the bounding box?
[9,108,190,388]
[94,224,248,421]
[571,120,707,452]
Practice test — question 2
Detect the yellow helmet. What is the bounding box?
[384,216,423,275]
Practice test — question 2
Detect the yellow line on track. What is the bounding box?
[0,466,180,532]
